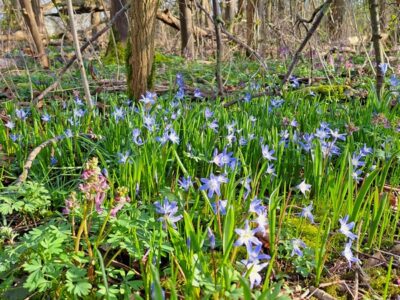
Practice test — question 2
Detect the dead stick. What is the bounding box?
[33,3,131,104]
[282,0,333,85]
[15,133,100,185]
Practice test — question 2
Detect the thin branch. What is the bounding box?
[282,0,333,85]
[196,1,268,72]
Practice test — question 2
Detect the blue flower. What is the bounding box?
[234,220,262,252]
[200,173,227,198]
[360,144,373,157]
[5,121,15,129]
[204,107,214,119]
[113,107,125,122]
[252,210,268,234]
[339,215,357,240]
[41,114,51,122]
[290,76,300,88]
[297,180,311,196]
[245,262,269,289]
[168,129,180,144]
[390,74,399,87]
[73,108,85,118]
[154,198,182,228]
[266,163,276,177]
[208,119,219,132]
[117,151,131,164]
[15,108,28,120]
[207,227,216,249]
[261,144,276,161]
[50,156,58,166]
[64,129,73,138]
[249,197,264,215]
[132,128,144,146]
[342,241,361,267]
[212,148,234,167]
[351,153,365,168]
[291,239,306,257]
[194,88,202,98]
[244,93,251,103]
[378,62,388,75]
[241,244,270,265]
[10,133,19,142]
[178,176,192,191]
[330,128,346,141]
[140,91,157,106]
[211,199,228,215]
[301,203,315,223]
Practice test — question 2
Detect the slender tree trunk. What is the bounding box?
[211,0,224,95]
[111,0,128,42]
[328,0,345,41]
[67,0,93,108]
[369,0,384,101]
[224,0,235,25]
[19,0,49,68]
[178,0,195,59]
[127,0,158,100]
[246,0,259,55]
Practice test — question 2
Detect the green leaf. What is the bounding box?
[223,205,235,256]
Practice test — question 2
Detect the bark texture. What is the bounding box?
[368,0,384,100]
[127,0,158,100]
[328,0,345,40]
[19,0,49,68]
[178,0,195,58]
[111,0,128,42]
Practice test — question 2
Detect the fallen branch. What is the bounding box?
[16,133,100,185]
[33,3,131,104]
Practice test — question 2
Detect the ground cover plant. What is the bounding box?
[0,56,399,299]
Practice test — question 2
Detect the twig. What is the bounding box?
[15,133,100,185]
[282,0,333,85]
[33,3,131,104]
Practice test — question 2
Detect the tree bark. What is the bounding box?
[127,0,158,100]
[224,0,235,25]
[369,0,384,101]
[246,0,259,55]
[211,0,224,95]
[110,0,129,42]
[178,0,195,59]
[67,0,93,108]
[19,0,49,68]
[328,0,345,41]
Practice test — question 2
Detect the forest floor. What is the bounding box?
[0,50,400,299]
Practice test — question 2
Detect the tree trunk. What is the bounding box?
[246,0,259,55]
[224,0,235,25]
[127,0,158,100]
[328,0,345,41]
[178,0,195,59]
[110,0,128,42]
[91,11,102,37]
[211,0,224,95]
[368,0,384,101]
[19,0,49,68]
